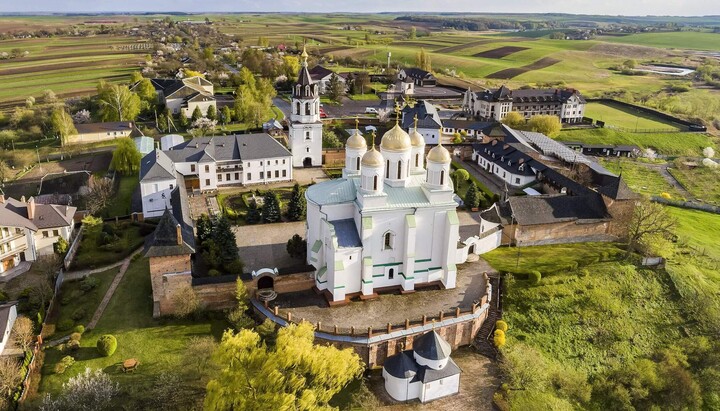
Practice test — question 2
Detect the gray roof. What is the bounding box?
[509,194,608,226]
[162,134,291,165]
[475,86,585,104]
[402,101,441,130]
[329,219,361,248]
[416,357,461,383]
[0,197,75,230]
[144,205,195,258]
[140,150,176,183]
[598,176,638,200]
[414,330,452,361]
[384,351,418,379]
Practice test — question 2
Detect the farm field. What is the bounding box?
[600,159,683,199]
[584,101,683,131]
[557,128,716,156]
[0,35,146,105]
[599,31,720,51]
[668,163,720,205]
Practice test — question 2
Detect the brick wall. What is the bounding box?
[515,220,615,246]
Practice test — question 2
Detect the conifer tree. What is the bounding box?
[206,105,217,121]
[465,182,480,209]
[213,217,239,266]
[191,106,203,122]
[286,183,306,221]
[246,202,261,224]
[261,191,281,223]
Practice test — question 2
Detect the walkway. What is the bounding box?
[0,262,31,283]
[64,260,125,281]
[85,248,142,329]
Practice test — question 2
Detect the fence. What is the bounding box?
[651,196,720,214]
[586,98,707,132]
[63,226,84,270]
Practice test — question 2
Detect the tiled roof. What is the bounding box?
[475,86,585,104]
[1,197,75,230]
[139,150,176,183]
[162,134,291,165]
[308,65,335,80]
[403,67,435,80]
[401,101,442,130]
[413,330,452,361]
[384,351,418,379]
[509,194,608,226]
[416,357,461,383]
[598,176,638,200]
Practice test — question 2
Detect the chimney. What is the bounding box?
[27,197,36,220]
[176,224,183,246]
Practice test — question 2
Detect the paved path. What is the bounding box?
[64,261,125,281]
[86,249,143,330]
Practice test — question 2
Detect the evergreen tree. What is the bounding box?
[196,214,213,245]
[286,183,306,221]
[327,73,345,102]
[221,106,233,126]
[286,234,307,259]
[261,191,282,223]
[246,202,261,224]
[465,183,480,209]
[191,106,203,122]
[178,113,189,129]
[214,217,239,266]
[206,105,217,121]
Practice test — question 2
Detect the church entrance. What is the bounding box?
[303,157,313,167]
[257,276,274,290]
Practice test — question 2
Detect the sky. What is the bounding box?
[1,0,719,16]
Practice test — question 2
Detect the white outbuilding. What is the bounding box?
[382,330,461,403]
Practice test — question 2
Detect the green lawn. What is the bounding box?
[36,259,228,409]
[599,31,720,51]
[104,175,139,218]
[584,101,682,131]
[483,242,624,276]
[347,93,379,101]
[668,207,720,261]
[599,158,683,199]
[72,222,149,270]
[667,163,720,205]
[48,267,119,338]
[558,128,715,156]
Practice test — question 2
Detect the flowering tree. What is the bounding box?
[703,146,715,159]
[40,368,119,411]
[72,109,91,124]
[189,117,217,137]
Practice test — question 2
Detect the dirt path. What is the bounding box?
[86,249,142,329]
[639,162,693,199]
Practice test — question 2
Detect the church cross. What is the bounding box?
[394,101,401,124]
[413,114,418,131]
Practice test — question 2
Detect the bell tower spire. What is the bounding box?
[288,43,322,168]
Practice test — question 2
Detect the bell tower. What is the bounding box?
[288,46,323,168]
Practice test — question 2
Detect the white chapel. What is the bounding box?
[305,114,460,304]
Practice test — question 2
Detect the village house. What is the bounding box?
[308,65,347,94]
[398,68,437,87]
[66,122,138,145]
[139,133,293,218]
[138,76,216,118]
[0,195,76,275]
[463,85,586,123]
[401,101,443,144]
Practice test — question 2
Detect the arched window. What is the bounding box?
[373,175,378,191]
[385,160,390,179]
[440,170,445,186]
[397,161,402,179]
[415,154,419,167]
[295,102,301,115]
[305,102,311,115]
[305,85,310,96]
[388,268,394,279]
[383,232,393,250]
[356,157,360,171]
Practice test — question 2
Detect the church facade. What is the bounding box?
[305,120,460,303]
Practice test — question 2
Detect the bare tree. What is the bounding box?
[12,316,35,352]
[0,356,22,399]
[183,336,218,377]
[377,108,392,123]
[172,283,199,318]
[626,200,677,258]
[85,176,115,215]
[32,254,61,310]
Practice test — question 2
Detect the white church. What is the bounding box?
[305,112,461,304]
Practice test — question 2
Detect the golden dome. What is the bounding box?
[380,123,411,152]
[427,144,451,164]
[361,147,384,167]
[409,129,425,147]
[346,131,367,150]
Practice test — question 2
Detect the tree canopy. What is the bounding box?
[528,114,562,137]
[50,108,77,146]
[502,111,526,129]
[97,82,141,122]
[110,138,142,175]
[204,322,363,411]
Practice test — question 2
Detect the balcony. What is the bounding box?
[0,242,28,260]
[0,232,25,245]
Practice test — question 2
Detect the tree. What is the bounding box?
[183,336,218,378]
[261,191,281,223]
[0,160,10,183]
[322,129,343,148]
[204,322,364,411]
[178,112,189,129]
[624,59,637,69]
[85,176,115,215]
[286,234,307,259]
[54,237,69,256]
[451,169,470,191]
[134,77,157,111]
[527,114,562,137]
[110,137,141,175]
[352,72,370,95]
[40,368,120,411]
[50,108,77,146]
[206,105,217,121]
[0,357,21,399]
[327,73,345,102]
[172,283,199,318]
[465,182,480,209]
[282,55,300,78]
[233,67,276,127]
[408,26,417,40]
[500,343,551,391]
[214,217,240,269]
[220,106,233,126]
[703,146,715,158]
[502,111,526,129]
[415,48,432,72]
[235,277,249,313]
[191,106,203,122]
[286,183,306,221]
[42,89,57,104]
[12,315,35,352]
[626,200,677,258]
[97,83,141,122]
[189,117,218,137]
[246,202,261,224]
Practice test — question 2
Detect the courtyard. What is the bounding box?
[270,257,494,330]
[233,221,306,272]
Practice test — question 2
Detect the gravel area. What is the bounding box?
[234,221,306,272]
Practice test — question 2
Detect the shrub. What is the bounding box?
[96,335,117,357]
[208,269,221,277]
[580,269,590,278]
[70,332,82,342]
[71,308,86,321]
[102,223,116,236]
[60,296,71,306]
[496,320,508,332]
[0,290,9,302]
[54,356,75,374]
[65,339,80,352]
[74,325,85,334]
[494,333,506,348]
[494,329,505,338]
[79,276,99,292]
[529,270,542,284]
[57,319,74,331]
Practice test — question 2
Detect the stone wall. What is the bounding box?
[515,220,615,246]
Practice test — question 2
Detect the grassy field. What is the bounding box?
[36,259,227,409]
[0,35,145,104]
[668,163,720,205]
[73,222,147,270]
[584,101,683,131]
[600,158,683,199]
[558,128,716,156]
[104,175,139,217]
[599,31,720,51]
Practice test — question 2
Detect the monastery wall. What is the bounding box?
[515,220,615,246]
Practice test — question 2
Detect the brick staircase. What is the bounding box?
[473,273,502,360]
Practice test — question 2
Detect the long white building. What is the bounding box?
[140,133,293,218]
[305,121,460,304]
[463,85,586,123]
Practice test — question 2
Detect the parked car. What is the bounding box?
[319,108,328,118]
[365,107,378,114]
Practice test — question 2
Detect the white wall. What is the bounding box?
[0,304,17,355]
[34,224,72,256]
[383,370,422,402]
[141,179,176,218]
[420,374,460,403]
[289,122,323,167]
